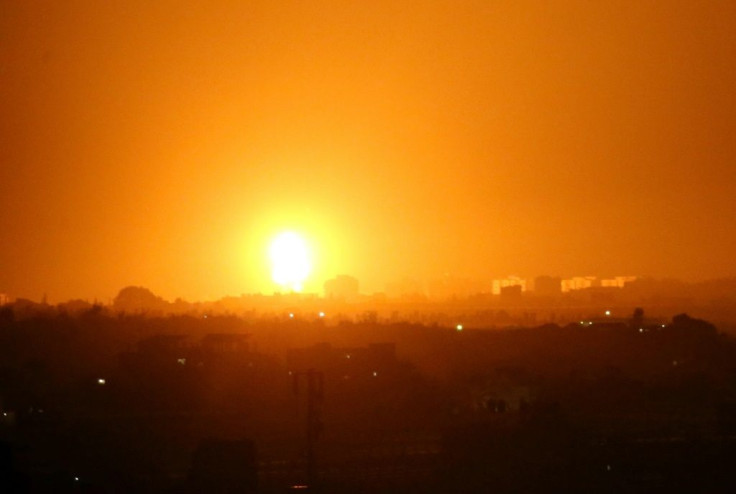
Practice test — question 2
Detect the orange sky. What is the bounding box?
[2,1,735,303]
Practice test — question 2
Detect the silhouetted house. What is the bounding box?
[492,276,527,295]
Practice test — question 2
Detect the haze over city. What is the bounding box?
[5,3,736,492]
[2,1,735,304]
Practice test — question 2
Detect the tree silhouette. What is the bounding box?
[112,286,168,313]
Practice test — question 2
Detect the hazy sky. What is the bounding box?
[2,1,735,302]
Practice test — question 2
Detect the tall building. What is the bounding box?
[600,276,637,288]
[492,276,527,295]
[534,276,562,296]
[500,284,523,304]
[561,276,597,292]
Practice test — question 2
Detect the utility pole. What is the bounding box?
[293,369,324,490]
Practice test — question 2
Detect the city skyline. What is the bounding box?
[7,271,736,306]
[2,1,735,303]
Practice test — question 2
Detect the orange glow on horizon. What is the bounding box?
[1,2,735,303]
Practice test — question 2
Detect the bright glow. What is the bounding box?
[269,232,312,292]
[97,378,106,385]
[319,311,325,318]
[605,310,611,316]
[456,324,463,331]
